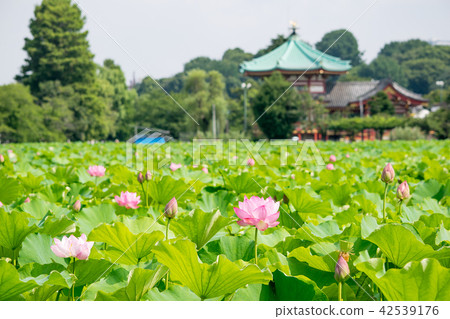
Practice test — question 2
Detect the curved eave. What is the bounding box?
[243,68,349,77]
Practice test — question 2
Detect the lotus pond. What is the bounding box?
[0,140,449,301]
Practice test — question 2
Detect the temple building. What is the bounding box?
[326,79,428,116]
[240,27,351,95]
[241,26,427,117]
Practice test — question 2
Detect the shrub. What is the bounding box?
[389,126,425,140]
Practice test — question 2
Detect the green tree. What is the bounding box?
[316,30,363,66]
[427,108,450,139]
[252,71,304,139]
[97,59,137,139]
[0,84,49,142]
[183,69,227,135]
[368,91,395,115]
[16,0,96,98]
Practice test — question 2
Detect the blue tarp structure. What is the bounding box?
[135,136,166,144]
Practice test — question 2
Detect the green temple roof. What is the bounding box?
[240,32,352,74]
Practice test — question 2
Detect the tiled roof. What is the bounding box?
[240,33,351,74]
[325,79,427,107]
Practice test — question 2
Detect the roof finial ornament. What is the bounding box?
[289,21,298,35]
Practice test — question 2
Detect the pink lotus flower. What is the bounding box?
[24,197,31,203]
[381,163,395,184]
[193,164,198,168]
[0,201,3,208]
[326,163,334,170]
[247,158,255,166]
[51,234,94,260]
[115,191,141,209]
[73,200,81,212]
[334,255,350,282]
[234,196,280,231]
[329,155,336,162]
[202,167,208,174]
[164,197,178,219]
[170,163,182,171]
[345,154,350,158]
[87,165,106,177]
[397,181,410,200]
[7,149,13,154]
[0,154,4,163]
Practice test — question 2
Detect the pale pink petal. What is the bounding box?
[266,211,280,224]
[253,206,267,220]
[255,220,269,231]
[234,207,252,220]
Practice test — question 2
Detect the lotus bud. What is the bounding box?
[73,200,81,212]
[137,172,144,184]
[164,197,178,219]
[24,197,30,203]
[381,163,395,184]
[0,154,4,163]
[334,255,350,283]
[397,181,410,200]
[329,155,336,162]
[247,158,255,166]
[145,171,152,181]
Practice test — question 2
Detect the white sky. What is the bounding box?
[0,0,449,85]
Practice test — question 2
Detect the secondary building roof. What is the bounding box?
[326,79,428,108]
[240,32,352,75]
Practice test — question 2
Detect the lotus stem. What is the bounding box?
[398,199,403,217]
[254,227,258,265]
[140,183,147,208]
[338,281,343,301]
[71,257,76,301]
[165,219,171,290]
[382,183,388,223]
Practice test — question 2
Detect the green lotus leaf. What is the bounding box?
[18,233,67,266]
[288,246,339,273]
[0,177,22,205]
[261,269,327,301]
[76,203,116,235]
[284,188,331,217]
[89,222,164,264]
[95,266,167,301]
[0,260,40,300]
[366,224,450,267]
[0,210,38,251]
[355,253,450,301]
[170,209,233,249]
[153,239,272,300]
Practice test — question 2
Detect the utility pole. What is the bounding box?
[436,81,444,105]
[212,104,216,139]
[241,82,252,134]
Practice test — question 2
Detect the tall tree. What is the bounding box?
[316,30,363,66]
[252,71,304,139]
[183,69,227,135]
[97,59,137,139]
[16,0,96,98]
[368,91,394,115]
[0,84,49,142]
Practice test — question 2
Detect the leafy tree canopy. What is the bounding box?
[315,29,363,66]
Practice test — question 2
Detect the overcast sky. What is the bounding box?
[1,0,449,85]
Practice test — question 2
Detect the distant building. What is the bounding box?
[325,79,428,116]
[240,27,351,95]
[241,28,427,117]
